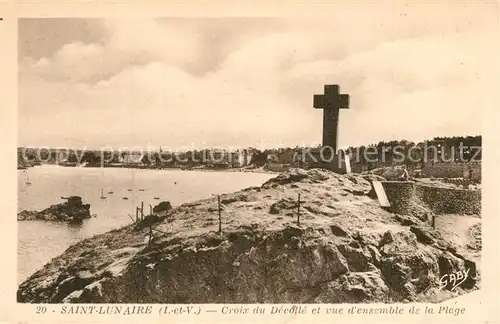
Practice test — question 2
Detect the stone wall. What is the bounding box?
[415,184,481,216]
[421,163,481,180]
[380,181,481,216]
[441,178,480,187]
[381,181,415,215]
[421,165,464,178]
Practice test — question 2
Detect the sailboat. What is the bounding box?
[25,172,32,186]
[100,189,106,200]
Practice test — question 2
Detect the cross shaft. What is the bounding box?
[313,84,350,151]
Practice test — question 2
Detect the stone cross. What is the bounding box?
[313,84,350,152]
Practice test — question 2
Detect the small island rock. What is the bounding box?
[18,196,91,223]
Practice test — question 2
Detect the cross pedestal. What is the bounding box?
[311,84,351,173]
[307,148,351,174]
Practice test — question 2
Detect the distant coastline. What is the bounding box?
[94,165,280,175]
[17,135,482,173]
[18,163,280,175]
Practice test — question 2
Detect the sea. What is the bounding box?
[17,165,274,284]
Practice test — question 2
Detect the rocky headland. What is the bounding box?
[18,196,91,223]
[17,169,480,303]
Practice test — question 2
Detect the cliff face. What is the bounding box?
[17,169,480,303]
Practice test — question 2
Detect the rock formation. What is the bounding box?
[17,169,480,303]
[18,196,91,223]
[364,166,406,181]
[152,201,172,213]
[17,150,33,170]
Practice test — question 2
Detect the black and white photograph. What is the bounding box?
[15,5,493,307]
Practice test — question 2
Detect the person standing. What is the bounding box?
[468,165,474,180]
[399,165,409,181]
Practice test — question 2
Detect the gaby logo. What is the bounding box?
[439,268,470,291]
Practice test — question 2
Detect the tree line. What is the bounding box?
[17,135,481,169]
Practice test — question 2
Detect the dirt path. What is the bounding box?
[436,214,481,263]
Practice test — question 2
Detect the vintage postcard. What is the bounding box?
[1,1,499,323]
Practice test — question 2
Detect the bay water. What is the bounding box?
[17,165,274,284]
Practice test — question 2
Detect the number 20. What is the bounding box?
[36,306,47,314]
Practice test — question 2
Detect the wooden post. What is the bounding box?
[148,224,153,246]
[218,195,222,234]
[149,204,153,215]
[432,215,436,229]
[141,201,144,220]
[135,207,139,222]
[297,193,301,226]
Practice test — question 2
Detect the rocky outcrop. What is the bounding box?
[152,201,172,213]
[17,160,33,170]
[18,196,91,223]
[17,169,480,303]
[363,167,405,181]
[17,150,33,170]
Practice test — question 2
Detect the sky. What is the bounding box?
[18,3,499,150]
